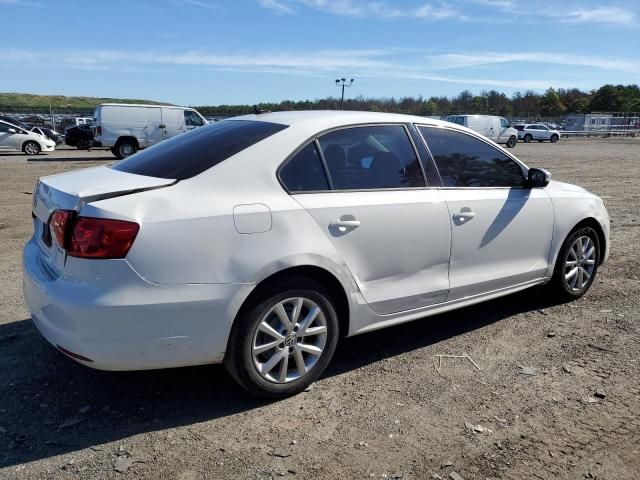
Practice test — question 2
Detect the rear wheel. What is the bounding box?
[550,134,559,143]
[114,139,138,159]
[549,227,600,300]
[76,138,90,150]
[225,277,339,398]
[23,141,40,155]
[524,134,533,143]
[506,136,517,148]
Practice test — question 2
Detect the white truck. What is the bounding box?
[94,104,208,158]
[445,114,518,148]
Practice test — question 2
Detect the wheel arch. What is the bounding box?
[115,136,139,149]
[571,217,607,265]
[231,265,351,342]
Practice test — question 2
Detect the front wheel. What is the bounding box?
[506,136,517,148]
[549,227,600,300]
[224,278,339,397]
[23,141,41,155]
[550,134,559,143]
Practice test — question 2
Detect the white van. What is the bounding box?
[94,104,208,158]
[445,115,518,148]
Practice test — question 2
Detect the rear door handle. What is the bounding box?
[330,219,361,228]
[453,208,476,222]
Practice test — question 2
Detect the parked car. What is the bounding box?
[23,111,609,397]
[30,126,63,145]
[445,115,518,148]
[64,124,95,150]
[518,124,561,143]
[0,115,31,130]
[93,103,208,159]
[0,120,56,154]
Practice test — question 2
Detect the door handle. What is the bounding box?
[330,219,361,228]
[159,124,166,129]
[453,209,476,222]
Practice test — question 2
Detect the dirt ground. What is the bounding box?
[0,139,639,480]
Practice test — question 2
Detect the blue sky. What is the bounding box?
[1,0,639,105]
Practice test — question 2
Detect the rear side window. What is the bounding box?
[317,125,425,190]
[419,126,525,188]
[280,142,330,192]
[112,120,288,180]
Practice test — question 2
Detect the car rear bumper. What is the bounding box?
[23,237,250,371]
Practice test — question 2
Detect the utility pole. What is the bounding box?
[335,78,354,110]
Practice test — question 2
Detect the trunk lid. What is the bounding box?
[32,165,175,276]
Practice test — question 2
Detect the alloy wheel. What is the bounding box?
[251,297,328,383]
[564,236,596,292]
[25,142,39,155]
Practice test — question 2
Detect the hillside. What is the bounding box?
[0,93,171,112]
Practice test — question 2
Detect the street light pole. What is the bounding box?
[335,78,354,110]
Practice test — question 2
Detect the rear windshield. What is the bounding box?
[112,120,288,180]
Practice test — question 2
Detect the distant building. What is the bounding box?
[565,113,612,131]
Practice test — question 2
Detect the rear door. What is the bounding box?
[417,125,554,299]
[285,124,452,314]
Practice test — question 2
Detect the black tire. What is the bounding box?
[76,138,90,150]
[224,277,340,398]
[549,226,600,300]
[506,136,517,148]
[550,134,559,143]
[114,139,138,159]
[523,134,533,143]
[23,141,41,155]
[110,147,117,157]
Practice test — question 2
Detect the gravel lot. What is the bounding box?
[1,139,639,480]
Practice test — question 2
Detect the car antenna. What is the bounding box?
[253,105,270,114]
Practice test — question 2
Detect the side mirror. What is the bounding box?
[7,128,16,134]
[527,168,551,188]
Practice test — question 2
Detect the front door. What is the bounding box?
[283,125,452,314]
[418,125,554,299]
[161,108,184,140]
[0,122,18,150]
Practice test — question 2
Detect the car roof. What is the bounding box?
[234,110,449,130]
[98,103,191,109]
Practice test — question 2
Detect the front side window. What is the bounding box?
[0,122,11,133]
[280,142,330,192]
[184,110,204,127]
[500,118,509,128]
[418,126,525,188]
[317,125,425,190]
[113,120,288,180]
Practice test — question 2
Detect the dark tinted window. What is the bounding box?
[419,126,525,188]
[113,120,288,180]
[280,142,330,192]
[407,123,440,186]
[0,122,11,133]
[184,110,205,127]
[318,125,425,190]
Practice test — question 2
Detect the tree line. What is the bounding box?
[195,84,640,118]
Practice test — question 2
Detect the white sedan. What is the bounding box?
[0,120,56,154]
[23,111,609,397]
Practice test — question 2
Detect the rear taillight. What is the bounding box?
[50,209,71,247]
[95,126,102,136]
[48,209,139,259]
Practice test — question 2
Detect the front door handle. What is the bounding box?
[453,208,476,222]
[330,215,361,232]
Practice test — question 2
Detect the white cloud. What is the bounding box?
[257,0,639,26]
[258,0,294,14]
[0,46,636,92]
[425,52,640,74]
